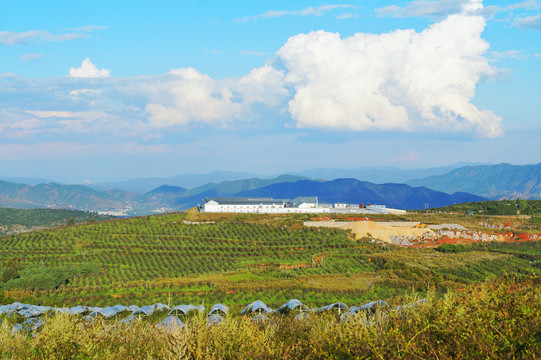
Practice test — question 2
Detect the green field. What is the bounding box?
[1,209,540,309]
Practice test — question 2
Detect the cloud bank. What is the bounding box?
[140,0,500,137]
[1,0,502,139]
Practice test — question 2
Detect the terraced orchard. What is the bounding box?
[0,211,540,309]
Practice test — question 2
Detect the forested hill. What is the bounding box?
[0,208,113,235]
[406,163,541,199]
[426,199,541,215]
[234,178,486,210]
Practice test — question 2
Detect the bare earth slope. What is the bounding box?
[304,220,433,242]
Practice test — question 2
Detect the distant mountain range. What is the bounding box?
[133,177,486,211]
[137,175,308,214]
[88,171,259,193]
[0,177,57,186]
[1,162,538,214]
[45,162,477,193]
[0,175,308,215]
[0,181,128,211]
[406,163,541,199]
[234,179,486,210]
[287,162,483,184]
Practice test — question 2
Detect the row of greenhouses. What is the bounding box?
[3,298,428,333]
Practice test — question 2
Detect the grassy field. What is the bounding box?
[0,209,540,309]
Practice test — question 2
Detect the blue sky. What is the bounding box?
[1,0,540,182]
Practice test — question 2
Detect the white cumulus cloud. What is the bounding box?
[69,58,110,78]
[238,65,288,106]
[275,4,502,138]
[145,66,288,128]
[146,68,243,128]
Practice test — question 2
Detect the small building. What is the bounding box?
[366,204,387,213]
[287,196,318,209]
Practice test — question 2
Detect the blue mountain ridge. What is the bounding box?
[232,178,486,210]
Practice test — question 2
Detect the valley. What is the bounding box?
[1,208,539,308]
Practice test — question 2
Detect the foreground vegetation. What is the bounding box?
[1,274,539,359]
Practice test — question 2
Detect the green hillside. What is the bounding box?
[0,208,113,235]
[0,210,539,307]
[0,195,41,209]
[426,199,541,215]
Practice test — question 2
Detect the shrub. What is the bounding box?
[1,259,23,283]
[435,244,466,253]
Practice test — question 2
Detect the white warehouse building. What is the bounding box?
[201,197,331,214]
[201,197,407,215]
